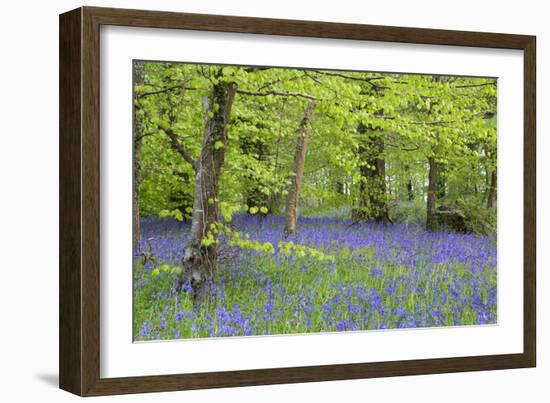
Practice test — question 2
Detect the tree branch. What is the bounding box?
[256,75,301,91]
[236,88,317,100]
[310,70,388,90]
[454,82,496,89]
[135,100,197,171]
[136,81,196,98]
[158,124,197,172]
[384,141,421,152]
[134,131,156,143]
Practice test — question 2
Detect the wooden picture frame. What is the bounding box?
[59,6,536,396]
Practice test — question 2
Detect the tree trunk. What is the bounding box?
[487,169,497,208]
[403,164,414,201]
[356,124,390,223]
[406,180,414,201]
[133,140,141,255]
[426,156,438,231]
[284,102,315,236]
[436,163,446,199]
[180,81,237,305]
[133,62,145,256]
[369,136,389,222]
[240,134,270,215]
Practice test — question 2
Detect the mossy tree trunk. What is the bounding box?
[426,156,439,231]
[487,169,497,208]
[284,102,315,236]
[180,81,237,306]
[133,61,145,256]
[356,123,390,223]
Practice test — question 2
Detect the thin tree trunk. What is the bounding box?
[284,102,315,236]
[403,164,414,201]
[133,141,141,255]
[180,81,237,305]
[426,156,438,231]
[369,136,389,222]
[133,62,145,256]
[407,180,414,201]
[487,169,497,208]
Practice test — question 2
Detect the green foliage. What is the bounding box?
[159,208,184,221]
[135,62,497,232]
[151,263,183,277]
[196,221,334,263]
[279,240,335,264]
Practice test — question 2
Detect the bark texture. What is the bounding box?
[180,81,237,305]
[133,62,145,255]
[355,124,390,223]
[426,156,438,231]
[284,102,315,236]
[436,163,447,199]
[487,169,497,209]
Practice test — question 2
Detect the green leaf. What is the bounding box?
[173,209,183,221]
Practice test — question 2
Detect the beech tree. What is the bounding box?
[133,62,497,305]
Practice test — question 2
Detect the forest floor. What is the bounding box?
[133,214,497,341]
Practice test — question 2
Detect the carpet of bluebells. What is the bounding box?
[134,214,497,341]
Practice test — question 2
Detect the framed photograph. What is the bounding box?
[59,6,536,396]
